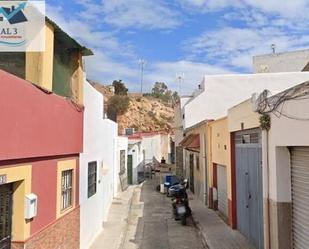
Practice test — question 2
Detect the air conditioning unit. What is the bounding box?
[125,128,135,136]
[25,193,38,219]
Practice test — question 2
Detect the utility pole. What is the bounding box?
[139,59,146,95]
[138,59,146,135]
[176,73,184,96]
[271,44,276,54]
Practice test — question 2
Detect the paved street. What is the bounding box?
[91,179,207,249]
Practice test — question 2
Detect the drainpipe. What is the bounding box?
[262,129,271,249]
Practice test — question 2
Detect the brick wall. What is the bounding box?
[12,207,80,249]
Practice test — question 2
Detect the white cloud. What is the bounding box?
[46,4,135,57]
[84,51,139,84]
[47,3,226,94]
[85,57,233,94]
[74,0,182,30]
[180,0,309,17]
[46,4,139,84]
[184,26,309,71]
[143,60,234,94]
[102,0,181,29]
[46,0,309,95]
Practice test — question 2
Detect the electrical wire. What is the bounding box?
[256,81,309,121]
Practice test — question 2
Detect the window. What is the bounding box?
[120,150,126,174]
[235,132,260,144]
[88,162,97,198]
[196,155,200,170]
[61,170,73,211]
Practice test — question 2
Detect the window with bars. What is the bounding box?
[196,155,200,170]
[88,162,97,198]
[119,150,126,174]
[61,170,73,211]
[235,132,260,144]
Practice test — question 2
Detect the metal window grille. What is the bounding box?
[88,162,97,198]
[61,170,73,211]
[235,133,260,144]
[196,155,200,170]
[0,184,12,248]
[120,150,126,174]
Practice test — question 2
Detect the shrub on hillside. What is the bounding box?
[107,95,130,121]
[112,80,128,95]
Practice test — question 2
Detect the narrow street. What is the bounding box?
[92,179,207,249]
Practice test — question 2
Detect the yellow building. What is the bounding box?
[181,121,207,204]
[206,117,231,222]
[0,17,92,249]
[206,99,261,226]
[0,18,92,105]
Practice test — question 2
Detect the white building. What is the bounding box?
[253,49,309,73]
[127,139,143,185]
[80,81,118,249]
[127,132,173,184]
[184,72,309,129]
[255,81,309,249]
[114,136,129,194]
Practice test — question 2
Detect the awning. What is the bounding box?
[179,134,200,152]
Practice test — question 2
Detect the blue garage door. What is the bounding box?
[235,129,263,249]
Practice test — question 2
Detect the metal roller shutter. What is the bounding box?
[217,165,228,218]
[291,147,309,249]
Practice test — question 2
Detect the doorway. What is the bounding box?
[0,183,13,249]
[189,154,195,193]
[127,155,133,185]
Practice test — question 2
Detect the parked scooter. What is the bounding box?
[170,179,192,225]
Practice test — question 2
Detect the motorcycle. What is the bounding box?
[170,179,192,225]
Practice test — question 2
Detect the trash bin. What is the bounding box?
[165,175,178,186]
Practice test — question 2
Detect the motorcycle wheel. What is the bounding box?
[180,215,186,226]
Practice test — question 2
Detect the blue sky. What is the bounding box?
[46,0,309,94]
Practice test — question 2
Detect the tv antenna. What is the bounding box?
[138,59,147,94]
[176,73,184,95]
[271,44,276,54]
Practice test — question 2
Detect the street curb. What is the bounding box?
[118,186,136,249]
[118,184,143,249]
[191,211,210,249]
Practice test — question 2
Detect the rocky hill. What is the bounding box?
[89,81,174,134]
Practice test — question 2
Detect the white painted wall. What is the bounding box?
[141,135,162,163]
[253,49,309,73]
[184,72,309,129]
[266,95,309,203]
[160,134,171,163]
[128,141,143,184]
[174,103,183,147]
[114,136,128,193]
[80,80,118,249]
[102,119,118,217]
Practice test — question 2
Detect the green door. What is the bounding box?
[127,155,133,185]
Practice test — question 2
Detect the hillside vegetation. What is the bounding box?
[117,96,174,133]
[90,80,174,134]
